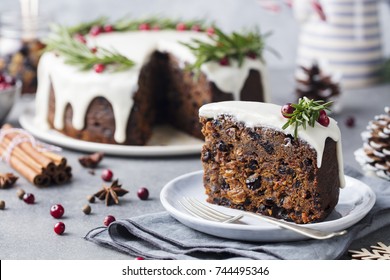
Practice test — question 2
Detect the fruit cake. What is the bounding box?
[35,20,269,145]
[199,100,345,224]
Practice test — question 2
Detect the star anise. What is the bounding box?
[79,152,104,168]
[0,173,19,189]
[94,180,128,206]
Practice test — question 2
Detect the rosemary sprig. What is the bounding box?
[113,16,208,32]
[45,26,135,72]
[181,27,267,77]
[67,16,108,35]
[282,97,332,139]
[66,16,208,35]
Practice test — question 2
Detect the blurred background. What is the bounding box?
[0,0,389,69]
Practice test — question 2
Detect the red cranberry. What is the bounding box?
[176,22,186,31]
[246,51,257,59]
[4,75,16,86]
[191,25,201,32]
[103,25,114,32]
[94,63,105,73]
[219,57,230,66]
[101,169,113,181]
[23,193,35,204]
[139,23,150,31]
[90,25,103,36]
[346,116,355,128]
[281,103,295,118]
[206,27,215,36]
[318,113,330,127]
[135,257,145,260]
[319,109,327,118]
[90,47,97,53]
[54,222,65,235]
[74,33,87,44]
[50,204,65,219]
[0,83,11,90]
[137,187,149,200]
[0,74,15,87]
[103,215,116,226]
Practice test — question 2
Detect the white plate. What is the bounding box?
[19,106,203,156]
[160,170,376,242]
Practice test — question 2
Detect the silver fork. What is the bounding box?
[180,197,347,240]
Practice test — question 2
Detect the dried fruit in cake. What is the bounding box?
[199,100,344,224]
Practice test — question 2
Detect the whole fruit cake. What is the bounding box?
[34,18,269,145]
[199,99,345,224]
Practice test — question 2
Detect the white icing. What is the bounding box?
[199,101,345,188]
[35,31,269,143]
[201,59,269,101]
[36,52,139,143]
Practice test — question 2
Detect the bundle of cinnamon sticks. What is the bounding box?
[0,124,72,187]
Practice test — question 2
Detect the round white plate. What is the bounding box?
[19,106,203,156]
[160,170,376,242]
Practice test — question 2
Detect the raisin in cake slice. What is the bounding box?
[199,101,345,224]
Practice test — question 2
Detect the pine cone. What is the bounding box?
[355,107,390,180]
[296,63,341,105]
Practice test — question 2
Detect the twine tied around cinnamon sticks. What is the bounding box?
[0,124,72,187]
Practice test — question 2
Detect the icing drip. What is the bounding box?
[35,31,269,144]
[199,101,345,188]
[36,52,139,143]
[201,59,269,102]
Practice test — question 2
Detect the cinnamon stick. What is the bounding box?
[1,124,55,171]
[41,151,67,168]
[0,124,72,187]
[0,145,50,187]
[0,138,43,174]
[53,171,68,185]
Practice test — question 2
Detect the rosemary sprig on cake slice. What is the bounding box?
[281,97,332,139]
[45,26,135,72]
[181,27,267,76]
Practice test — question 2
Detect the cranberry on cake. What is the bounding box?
[199,99,345,224]
[35,18,270,145]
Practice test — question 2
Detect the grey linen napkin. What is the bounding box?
[85,167,390,260]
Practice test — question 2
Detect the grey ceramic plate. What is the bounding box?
[160,170,376,242]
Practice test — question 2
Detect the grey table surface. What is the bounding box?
[0,68,389,260]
